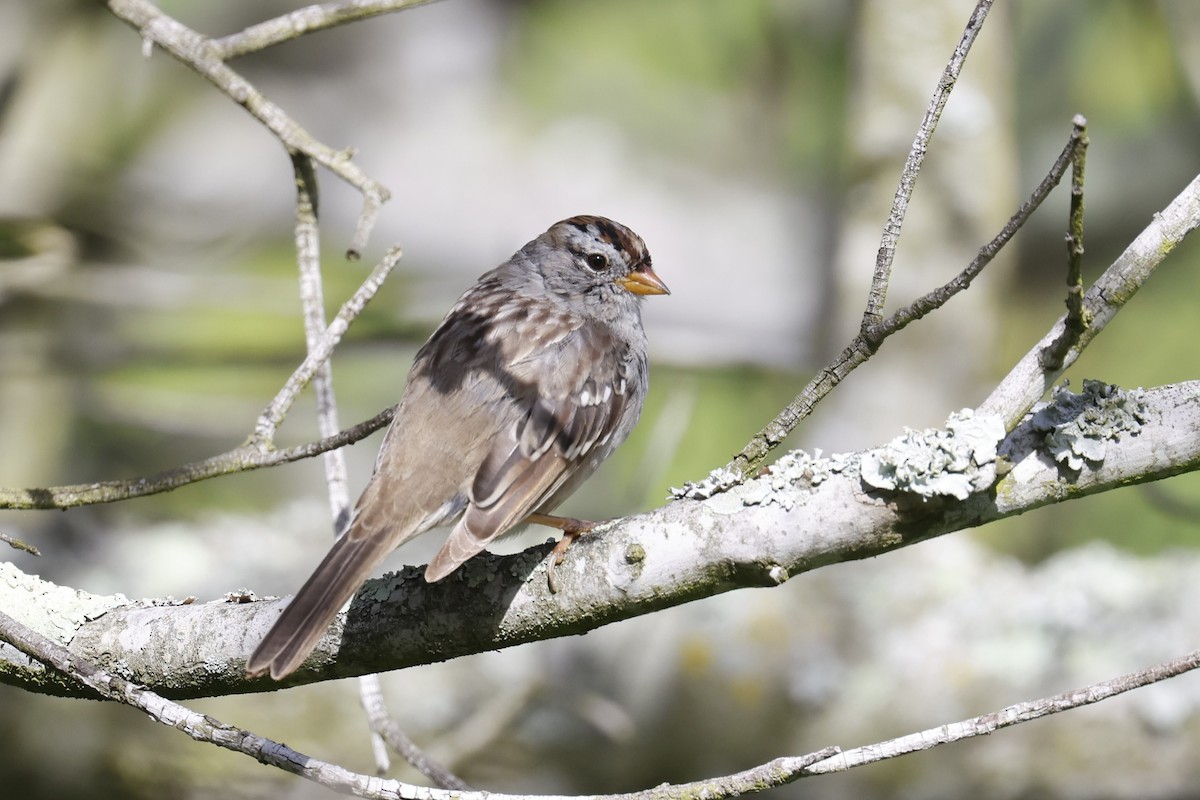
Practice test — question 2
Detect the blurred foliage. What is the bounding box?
[508,0,851,178]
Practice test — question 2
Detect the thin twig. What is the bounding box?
[105,0,391,257]
[0,221,399,511]
[0,531,40,556]
[252,246,402,445]
[0,407,393,511]
[292,153,352,523]
[867,118,1086,344]
[861,0,994,330]
[291,154,457,786]
[1040,114,1091,370]
[212,0,441,60]
[804,649,1200,775]
[295,153,385,771]
[359,674,471,790]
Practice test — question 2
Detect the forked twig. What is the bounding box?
[683,117,1089,496]
[252,247,401,445]
[979,170,1200,428]
[105,0,391,257]
[862,0,994,329]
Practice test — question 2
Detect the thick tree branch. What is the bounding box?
[3,379,1196,698]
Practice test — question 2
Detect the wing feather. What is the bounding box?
[423,319,643,582]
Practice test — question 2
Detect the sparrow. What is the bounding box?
[246,215,669,680]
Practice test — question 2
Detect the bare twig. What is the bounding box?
[0,239,400,511]
[862,0,994,330]
[804,649,1200,775]
[104,0,391,257]
[870,118,1086,342]
[291,154,456,787]
[252,246,402,445]
[359,674,471,789]
[680,0,998,493]
[0,407,393,511]
[1040,114,1092,370]
[1,531,40,556]
[213,0,441,60]
[292,153,352,523]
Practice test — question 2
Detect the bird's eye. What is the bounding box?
[584,253,608,272]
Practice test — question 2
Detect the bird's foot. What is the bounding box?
[525,513,597,593]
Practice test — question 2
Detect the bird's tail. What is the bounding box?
[245,523,395,681]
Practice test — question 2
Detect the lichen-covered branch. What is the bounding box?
[4,380,1196,698]
[700,116,1090,491]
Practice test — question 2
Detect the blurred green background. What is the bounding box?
[1,1,1199,798]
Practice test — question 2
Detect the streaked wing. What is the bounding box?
[423,320,641,582]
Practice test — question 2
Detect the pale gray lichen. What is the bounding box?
[1030,380,1148,470]
[0,561,130,645]
[860,409,1007,500]
[698,449,849,514]
[671,465,741,500]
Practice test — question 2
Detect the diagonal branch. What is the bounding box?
[213,0,442,60]
[803,648,1200,775]
[0,240,400,511]
[105,0,391,257]
[252,246,401,445]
